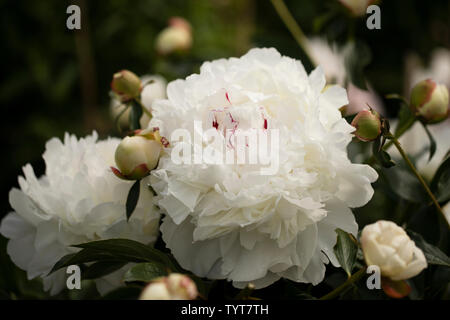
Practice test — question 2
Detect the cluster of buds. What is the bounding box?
[111,128,168,180]
[410,79,449,124]
[156,17,192,55]
[111,70,142,103]
[139,273,198,300]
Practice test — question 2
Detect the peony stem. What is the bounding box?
[382,117,416,151]
[270,0,315,66]
[391,137,450,229]
[319,267,367,300]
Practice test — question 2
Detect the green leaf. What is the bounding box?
[126,180,141,221]
[430,155,450,203]
[408,230,450,267]
[82,261,127,280]
[334,229,358,277]
[50,239,178,275]
[129,100,142,130]
[421,123,437,162]
[73,239,175,268]
[123,262,168,283]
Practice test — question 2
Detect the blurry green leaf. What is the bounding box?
[408,230,450,267]
[83,261,127,280]
[126,180,141,221]
[381,166,427,203]
[123,262,167,283]
[373,137,395,168]
[344,41,371,90]
[334,229,358,277]
[430,155,450,203]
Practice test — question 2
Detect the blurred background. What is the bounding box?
[0,0,448,298]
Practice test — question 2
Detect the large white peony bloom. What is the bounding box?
[148,48,378,288]
[0,132,160,295]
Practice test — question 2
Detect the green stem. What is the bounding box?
[382,117,416,151]
[391,136,450,229]
[319,267,366,300]
[270,0,315,66]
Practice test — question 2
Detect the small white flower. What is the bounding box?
[0,132,160,295]
[139,273,198,300]
[361,220,427,280]
[148,48,378,288]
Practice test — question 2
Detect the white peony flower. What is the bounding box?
[361,220,427,280]
[110,74,167,128]
[147,48,378,288]
[0,132,160,295]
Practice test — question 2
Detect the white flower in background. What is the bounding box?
[404,48,450,95]
[308,37,384,115]
[110,75,167,128]
[338,0,374,17]
[0,132,160,295]
[309,38,347,86]
[361,220,427,280]
[155,17,192,55]
[148,48,378,288]
[444,202,450,226]
[139,273,198,300]
[392,119,450,180]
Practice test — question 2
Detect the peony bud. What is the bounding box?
[410,79,449,124]
[351,109,381,142]
[361,220,427,281]
[156,17,192,55]
[139,273,198,300]
[111,70,142,103]
[338,0,374,17]
[111,135,161,180]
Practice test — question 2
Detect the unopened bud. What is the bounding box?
[139,273,198,300]
[351,109,381,142]
[111,70,142,102]
[410,79,449,124]
[111,135,161,180]
[156,17,192,55]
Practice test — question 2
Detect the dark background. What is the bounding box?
[0,0,448,299]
